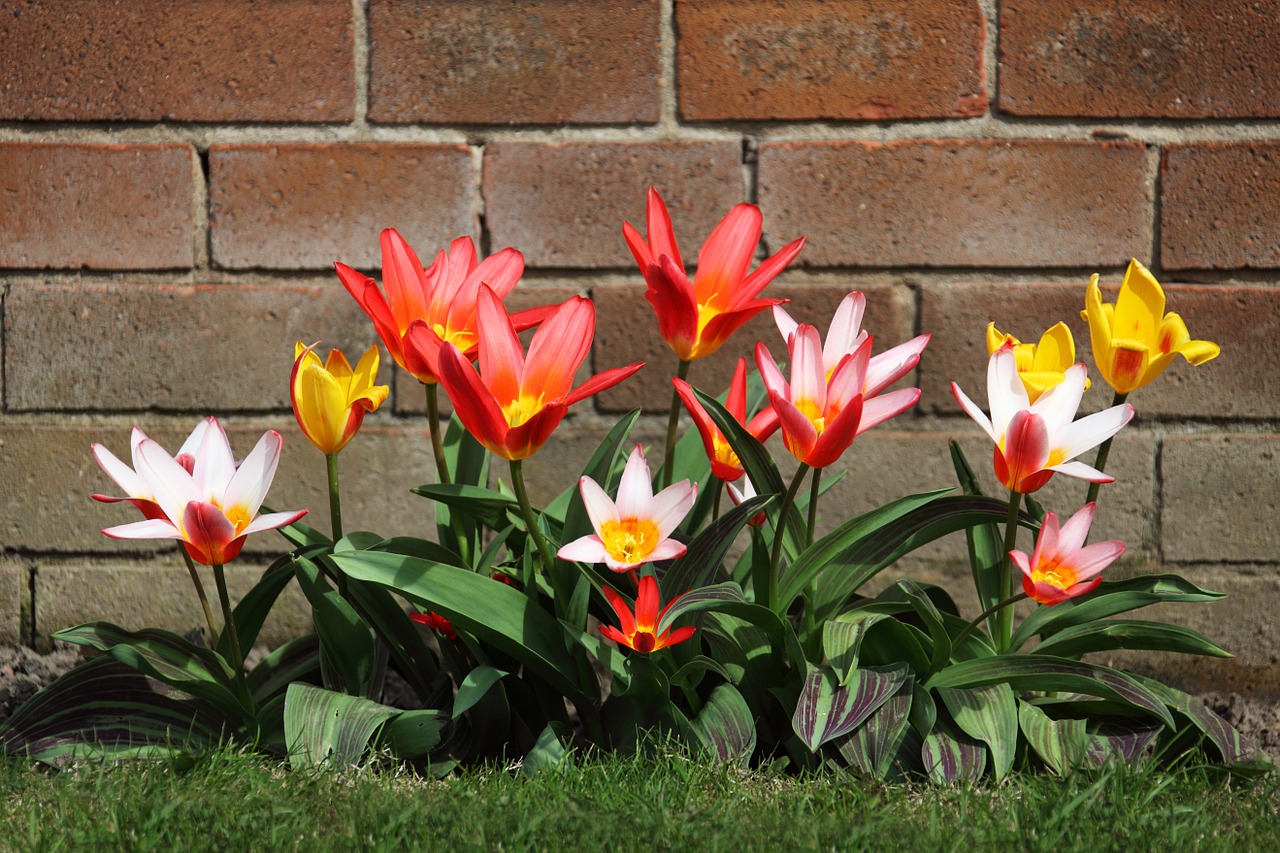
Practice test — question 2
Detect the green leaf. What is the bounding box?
[274,516,331,549]
[823,615,887,686]
[412,483,520,529]
[1011,574,1226,651]
[896,580,952,674]
[1129,675,1267,768]
[452,666,509,720]
[1032,619,1231,659]
[936,684,1017,780]
[330,550,588,705]
[689,683,757,766]
[379,709,446,761]
[294,556,377,696]
[655,582,805,672]
[1018,701,1088,775]
[284,683,397,769]
[792,664,908,753]
[662,494,772,595]
[949,440,1005,634]
[216,551,307,661]
[921,720,987,784]
[342,572,440,703]
[522,722,573,776]
[246,634,321,703]
[836,673,914,779]
[669,655,735,691]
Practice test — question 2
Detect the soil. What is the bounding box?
[2,646,1278,763]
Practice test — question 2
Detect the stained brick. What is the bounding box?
[3,283,378,412]
[677,0,986,121]
[757,140,1149,268]
[999,0,1280,118]
[0,143,194,269]
[0,0,353,122]
[1162,435,1280,564]
[0,563,23,646]
[369,0,660,124]
[483,142,744,268]
[1161,143,1280,270]
[209,144,475,270]
[591,282,914,412]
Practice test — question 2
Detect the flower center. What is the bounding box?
[712,439,742,472]
[631,631,657,653]
[1032,558,1079,591]
[225,504,252,535]
[599,517,661,565]
[502,393,543,428]
[795,397,835,435]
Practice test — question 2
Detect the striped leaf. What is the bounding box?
[836,673,914,779]
[1031,619,1230,659]
[1018,702,1088,775]
[283,683,443,769]
[937,683,1018,780]
[792,664,908,753]
[921,721,987,784]
[690,683,757,766]
[1130,674,1266,767]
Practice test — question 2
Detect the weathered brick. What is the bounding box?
[483,142,744,268]
[1162,435,1280,564]
[4,283,379,412]
[592,282,915,412]
[676,0,986,121]
[1162,143,1280,270]
[0,0,353,122]
[369,0,660,124]
[999,0,1280,118]
[0,422,438,557]
[0,562,23,647]
[35,563,312,649]
[757,140,1149,268]
[209,144,475,270]
[0,143,194,269]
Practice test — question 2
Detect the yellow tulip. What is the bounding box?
[985,321,1086,403]
[291,341,389,455]
[1082,259,1220,395]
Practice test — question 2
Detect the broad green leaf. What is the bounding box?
[836,673,914,780]
[379,709,446,760]
[1083,719,1164,767]
[1031,619,1231,659]
[452,666,509,720]
[669,655,735,691]
[522,722,573,776]
[1129,674,1267,768]
[372,536,467,568]
[294,556,377,696]
[274,516,331,549]
[921,720,987,784]
[949,440,1005,635]
[343,571,440,702]
[283,683,398,769]
[896,580,952,674]
[824,615,887,686]
[654,582,805,672]
[857,615,931,676]
[792,664,908,753]
[661,494,771,595]
[1010,574,1226,651]
[445,412,490,488]
[1018,701,1087,775]
[412,483,519,529]
[330,550,587,704]
[690,683,757,766]
[216,551,309,661]
[937,684,1017,781]
[247,634,321,703]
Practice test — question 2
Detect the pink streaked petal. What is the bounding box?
[1002,410,1050,490]
[102,517,184,541]
[379,229,433,333]
[770,392,819,462]
[476,285,525,406]
[825,351,863,410]
[754,341,790,401]
[951,381,998,445]
[1046,460,1115,484]
[864,334,929,398]
[222,430,283,519]
[693,203,763,305]
[772,304,799,347]
[1031,511,1061,569]
[1029,363,1088,436]
[240,509,308,538]
[788,324,828,408]
[1064,577,1104,599]
[1024,577,1076,605]
[93,443,151,500]
[1055,403,1135,463]
[648,481,697,539]
[614,446,655,520]
[578,476,621,532]
[1065,539,1125,582]
[182,501,238,563]
[806,393,864,469]
[1056,503,1096,554]
[557,534,609,565]
[133,439,200,528]
[562,362,645,409]
[856,387,920,436]
[736,234,806,303]
[988,347,1029,436]
[1010,549,1033,579]
[523,296,594,404]
[648,538,688,563]
[823,293,867,371]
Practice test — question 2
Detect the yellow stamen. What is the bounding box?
[1032,558,1078,591]
[502,394,543,428]
[600,517,661,565]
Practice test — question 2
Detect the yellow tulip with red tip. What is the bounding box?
[290,341,389,455]
[1083,259,1220,395]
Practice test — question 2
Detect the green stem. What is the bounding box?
[180,549,219,644]
[710,475,722,522]
[325,453,343,541]
[662,359,692,488]
[211,563,247,691]
[953,592,1029,651]
[801,467,822,640]
[1084,390,1129,507]
[767,463,811,612]
[996,491,1023,655]
[425,383,451,486]
[510,460,554,601]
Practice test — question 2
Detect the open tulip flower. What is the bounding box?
[101,419,307,565]
[1012,503,1124,605]
[673,357,779,481]
[1083,258,1220,395]
[336,229,548,385]
[558,445,696,571]
[599,575,696,654]
[92,418,217,521]
[436,286,644,461]
[952,343,1134,495]
[291,342,389,456]
[757,322,921,469]
[623,187,805,362]
[986,321,1086,403]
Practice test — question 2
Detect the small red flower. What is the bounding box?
[410,610,457,641]
[599,575,695,654]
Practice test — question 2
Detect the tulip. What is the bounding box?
[985,321,1086,403]
[599,575,696,654]
[410,610,457,641]
[92,418,217,521]
[291,342,389,456]
[1012,503,1124,605]
[726,475,767,527]
[952,343,1134,495]
[673,357,779,482]
[623,187,805,363]
[436,286,643,462]
[558,445,696,571]
[1083,259,1220,395]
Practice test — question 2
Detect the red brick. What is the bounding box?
[0,143,194,269]
[369,0,660,125]
[757,140,1150,268]
[677,0,986,121]
[3,283,380,412]
[483,142,745,268]
[1161,143,1280,270]
[209,144,475,270]
[920,282,1276,420]
[998,1,1280,118]
[1162,435,1280,563]
[0,0,353,122]
[592,282,915,412]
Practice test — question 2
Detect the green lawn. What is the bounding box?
[2,747,1276,852]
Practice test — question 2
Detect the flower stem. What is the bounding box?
[425,382,451,486]
[801,467,822,639]
[325,453,344,541]
[953,592,1029,651]
[710,475,722,522]
[211,563,247,690]
[661,359,692,488]
[1084,390,1128,507]
[767,463,811,612]
[510,460,554,601]
[996,491,1023,654]
[180,549,219,644]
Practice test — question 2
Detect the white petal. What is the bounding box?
[951,382,998,445]
[988,348,1029,435]
[92,443,151,500]
[648,480,697,538]
[1046,460,1115,484]
[134,439,199,526]
[176,417,214,459]
[240,509,308,537]
[1030,363,1087,436]
[647,539,688,562]
[102,517,184,541]
[772,304,799,346]
[864,334,928,397]
[578,476,620,532]
[1056,503,1096,554]
[1055,403,1134,462]
[755,341,790,400]
[222,431,283,518]
[556,534,609,564]
[789,325,828,408]
[614,445,655,519]
[823,292,867,373]
[193,418,237,500]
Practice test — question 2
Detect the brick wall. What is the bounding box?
[1,1,1276,694]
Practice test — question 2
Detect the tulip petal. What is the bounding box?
[951,381,998,445]
[1055,403,1134,463]
[603,585,636,636]
[134,439,200,530]
[755,341,790,401]
[1055,503,1096,554]
[523,296,594,403]
[562,362,645,409]
[788,325,828,409]
[192,419,237,502]
[578,475,621,531]
[1046,460,1115,484]
[864,334,928,397]
[693,203,762,306]
[613,446,655,520]
[437,344,510,457]
[557,534,610,565]
[1065,540,1125,582]
[823,293,867,373]
[1113,259,1164,347]
[857,387,920,436]
[1032,322,1075,373]
[645,256,699,360]
[1001,410,1050,492]
[102,517,184,541]
[475,285,526,407]
[222,430,283,520]
[634,576,661,632]
[737,234,806,302]
[379,229,433,334]
[1030,363,1088,436]
[182,500,238,565]
[648,481,697,539]
[770,392,819,463]
[93,443,151,501]
[647,539,688,563]
[645,187,684,273]
[988,347,1029,436]
[807,393,864,469]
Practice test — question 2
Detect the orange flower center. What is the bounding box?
[224,504,252,536]
[599,517,661,564]
[795,397,835,435]
[502,394,544,428]
[1032,558,1079,591]
[712,438,742,472]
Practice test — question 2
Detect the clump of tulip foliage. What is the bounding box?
[3,190,1264,782]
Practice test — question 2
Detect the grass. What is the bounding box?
[1,745,1277,852]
